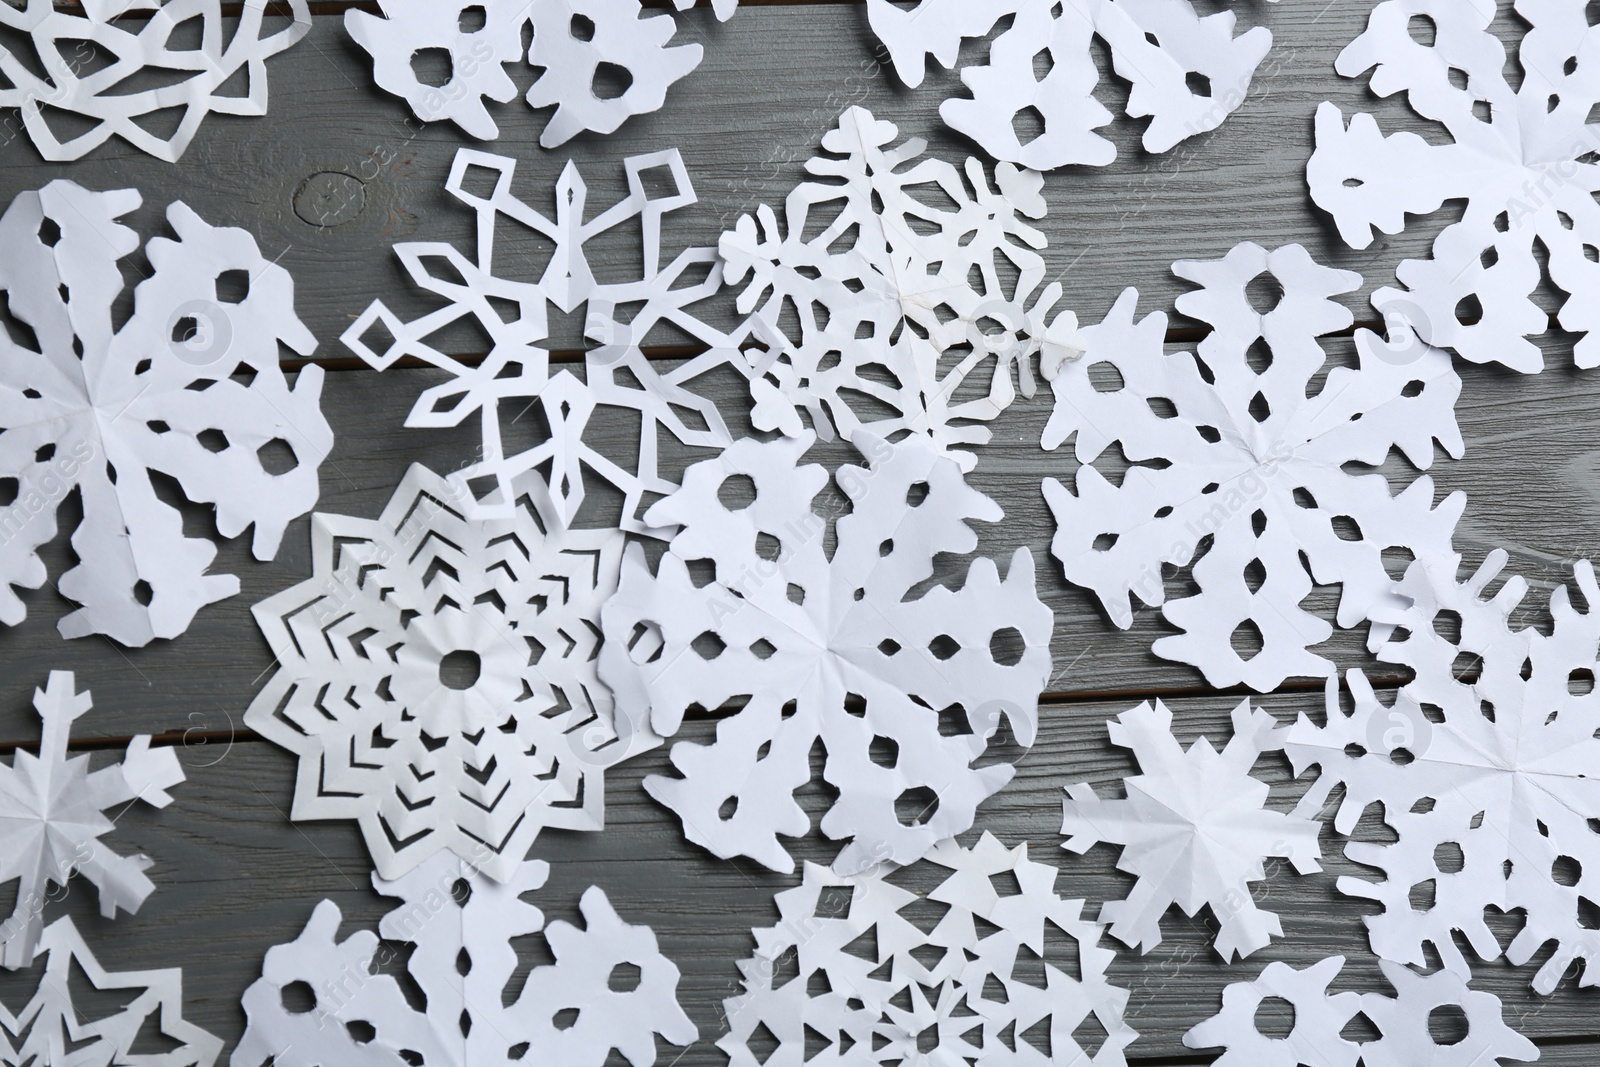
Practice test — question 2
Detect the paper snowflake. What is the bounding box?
[719,106,1084,472]
[0,671,185,970]
[247,464,650,883]
[1288,548,1600,994]
[721,832,1138,1067]
[1309,0,1600,370]
[1184,955,1538,1067]
[598,431,1054,874]
[1040,241,1464,690]
[347,0,735,147]
[1,916,221,1067]
[863,0,1271,170]
[343,147,751,535]
[0,0,309,162]
[234,853,696,1067]
[1061,699,1321,961]
[0,180,330,646]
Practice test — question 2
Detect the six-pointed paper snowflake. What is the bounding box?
[722,832,1137,1067]
[234,852,696,1067]
[0,671,185,970]
[1288,548,1600,994]
[599,431,1053,874]
[347,0,736,147]
[1062,699,1322,961]
[1309,0,1600,370]
[863,0,1272,170]
[0,180,331,646]
[247,464,652,883]
[1041,241,1464,690]
[1184,955,1538,1067]
[0,0,309,162]
[344,146,755,535]
[1,916,222,1067]
[719,106,1084,472]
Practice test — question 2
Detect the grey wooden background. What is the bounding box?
[3,1,1600,1063]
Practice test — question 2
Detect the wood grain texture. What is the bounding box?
[4,1,1600,1063]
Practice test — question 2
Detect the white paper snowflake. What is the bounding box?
[343,147,751,535]
[1308,0,1600,370]
[247,464,651,883]
[1184,955,1538,1067]
[721,832,1138,1067]
[719,106,1084,473]
[1061,699,1321,961]
[0,180,331,646]
[1288,548,1600,994]
[1040,241,1464,690]
[0,0,309,162]
[234,853,696,1067]
[0,671,185,970]
[863,0,1272,170]
[598,431,1054,874]
[1,916,221,1067]
[347,0,735,147]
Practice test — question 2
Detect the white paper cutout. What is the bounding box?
[234,853,696,1067]
[721,832,1138,1067]
[343,147,752,536]
[1183,955,1539,1067]
[1040,242,1464,690]
[1288,548,1600,994]
[863,0,1271,170]
[347,0,736,147]
[1308,0,1600,370]
[247,464,652,884]
[598,431,1054,874]
[0,0,309,162]
[1061,699,1321,961]
[0,671,185,970]
[720,106,1084,472]
[2,916,222,1067]
[0,180,331,646]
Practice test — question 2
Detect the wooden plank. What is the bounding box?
[1,690,1594,1063]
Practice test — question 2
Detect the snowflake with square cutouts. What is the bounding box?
[599,431,1053,874]
[1041,241,1464,690]
[1288,548,1600,994]
[344,146,757,536]
[721,832,1137,1067]
[1309,0,1600,370]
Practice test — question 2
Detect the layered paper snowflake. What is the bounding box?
[1309,0,1600,370]
[599,431,1054,874]
[248,464,650,883]
[344,147,751,535]
[0,0,310,162]
[863,0,1272,170]
[1061,699,1321,961]
[347,0,736,147]
[1288,548,1600,994]
[1184,956,1538,1067]
[2,917,221,1067]
[721,833,1138,1067]
[0,180,331,646]
[0,672,186,970]
[234,853,695,1067]
[1041,242,1464,690]
[719,106,1084,472]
